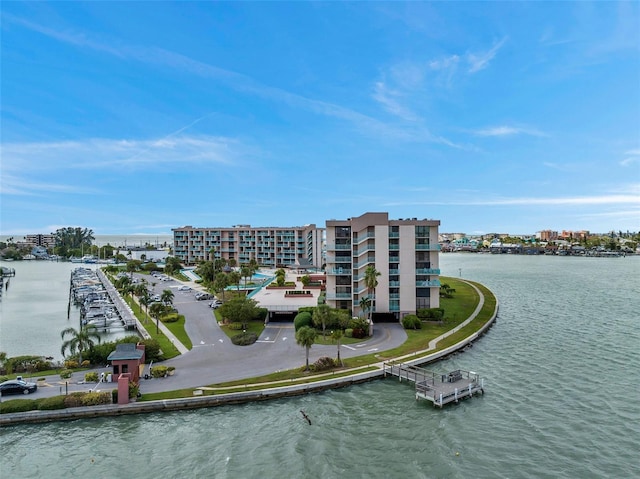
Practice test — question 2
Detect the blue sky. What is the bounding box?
[1,2,638,236]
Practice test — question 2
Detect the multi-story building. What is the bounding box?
[173,224,324,267]
[325,212,441,320]
[24,234,56,248]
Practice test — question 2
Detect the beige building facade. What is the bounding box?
[325,212,440,319]
[173,224,324,267]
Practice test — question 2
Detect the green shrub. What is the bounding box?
[112,389,118,403]
[294,312,313,331]
[401,314,422,330]
[0,399,37,414]
[129,382,139,399]
[344,328,353,338]
[64,360,78,369]
[81,360,90,367]
[151,366,168,378]
[227,322,244,330]
[37,396,66,410]
[253,307,268,322]
[231,332,258,346]
[82,391,111,406]
[312,357,335,371]
[60,369,73,380]
[417,308,445,320]
[161,313,180,323]
[352,328,367,339]
[348,318,369,331]
[0,375,8,383]
[84,372,99,382]
[63,392,87,408]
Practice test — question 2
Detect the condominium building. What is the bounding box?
[172,224,324,267]
[325,212,441,319]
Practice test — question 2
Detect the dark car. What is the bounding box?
[0,379,38,396]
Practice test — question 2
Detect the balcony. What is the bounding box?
[353,245,376,256]
[416,280,441,287]
[326,243,351,251]
[353,232,375,244]
[415,268,441,275]
[327,256,352,263]
[416,244,441,251]
[389,281,400,287]
[327,267,352,275]
[326,292,352,300]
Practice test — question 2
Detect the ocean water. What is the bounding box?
[1,254,639,478]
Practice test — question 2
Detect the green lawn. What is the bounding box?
[124,296,181,359]
[139,277,498,400]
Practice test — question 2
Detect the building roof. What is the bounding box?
[107,343,144,361]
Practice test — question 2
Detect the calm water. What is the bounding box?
[1,254,639,478]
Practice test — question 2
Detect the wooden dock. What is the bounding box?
[383,362,484,408]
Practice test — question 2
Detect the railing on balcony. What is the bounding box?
[416,268,441,275]
[353,245,375,256]
[327,267,352,275]
[353,258,375,269]
[327,256,352,263]
[389,281,400,287]
[326,243,352,251]
[326,292,352,300]
[389,293,400,300]
[353,232,375,244]
[389,244,400,250]
[416,244,441,251]
[416,280,441,287]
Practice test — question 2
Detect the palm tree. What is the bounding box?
[296,326,317,371]
[313,304,331,339]
[331,329,344,366]
[359,296,372,319]
[139,291,151,323]
[228,271,241,291]
[60,325,101,366]
[364,266,381,321]
[149,302,166,334]
[240,265,252,287]
[161,289,174,308]
[214,273,230,300]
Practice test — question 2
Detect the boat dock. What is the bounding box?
[95,269,137,329]
[383,362,484,407]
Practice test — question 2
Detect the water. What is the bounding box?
[2,254,639,478]
[0,261,131,360]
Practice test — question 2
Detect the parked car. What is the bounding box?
[209,299,222,308]
[178,285,191,291]
[0,379,38,396]
[195,293,213,301]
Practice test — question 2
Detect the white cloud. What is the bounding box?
[467,37,508,73]
[384,194,640,207]
[0,174,101,196]
[2,135,240,173]
[620,149,640,167]
[473,125,546,137]
[372,81,419,121]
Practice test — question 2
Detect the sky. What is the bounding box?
[1,2,639,236]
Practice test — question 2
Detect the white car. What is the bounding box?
[178,285,191,291]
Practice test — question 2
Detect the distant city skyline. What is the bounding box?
[1,2,638,236]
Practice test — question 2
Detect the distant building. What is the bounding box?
[325,212,440,320]
[23,234,56,248]
[538,230,558,242]
[172,224,324,267]
[120,247,169,262]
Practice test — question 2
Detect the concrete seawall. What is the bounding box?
[1,284,498,426]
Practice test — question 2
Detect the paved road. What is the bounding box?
[12,273,408,399]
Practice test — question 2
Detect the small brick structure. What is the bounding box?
[107,343,145,404]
